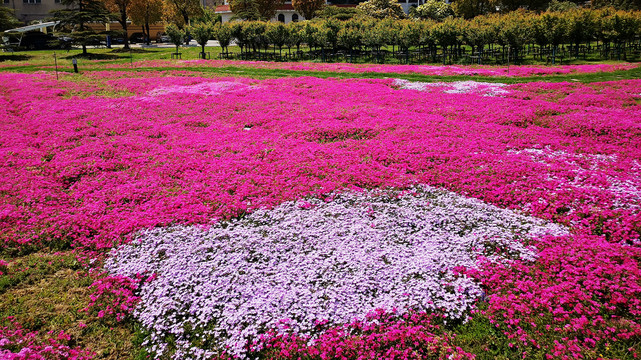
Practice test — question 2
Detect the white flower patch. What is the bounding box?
[508,147,641,211]
[106,185,567,359]
[148,81,256,97]
[394,79,510,97]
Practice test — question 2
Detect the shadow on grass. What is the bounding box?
[109,48,154,54]
[0,54,32,62]
[61,52,124,60]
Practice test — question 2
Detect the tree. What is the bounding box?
[490,0,550,12]
[357,0,406,19]
[451,0,492,19]
[0,7,21,32]
[188,22,214,58]
[292,0,325,19]
[315,5,358,20]
[592,0,641,10]
[255,0,286,20]
[129,0,163,45]
[163,0,203,28]
[165,23,185,54]
[546,0,577,11]
[410,0,453,21]
[266,22,288,55]
[229,0,261,21]
[230,22,249,54]
[51,0,113,55]
[103,0,133,49]
[213,23,233,53]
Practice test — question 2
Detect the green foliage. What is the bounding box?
[0,7,21,32]
[547,0,578,11]
[266,22,289,54]
[165,23,185,54]
[592,0,641,10]
[230,0,261,21]
[497,10,533,50]
[539,12,569,47]
[187,22,214,55]
[193,7,222,24]
[255,0,286,20]
[286,22,305,51]
[337,20,364,51]
[357,0,406,19]
[292,0,325,19]
[451,0,492,19]
[315,5,359,20]
[213,23,233,53]
[50,0,114,54]
[410,0,454,21]
[229,22,249,52]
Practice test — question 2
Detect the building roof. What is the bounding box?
[3,21,59,33]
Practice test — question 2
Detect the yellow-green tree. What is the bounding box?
[255,0,286,20]
[129,0,163,44]
[292,0,325,19]
[163,0,203,28]
[103,0,133,49]
[229,0,260,20]
[451,0,491,19]
[357,0,406,19]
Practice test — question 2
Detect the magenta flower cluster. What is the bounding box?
[0,317,93,360]
[250,309,475,360]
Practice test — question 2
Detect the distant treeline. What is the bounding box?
[208,8,641,64]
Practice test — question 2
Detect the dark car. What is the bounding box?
[129,32,148,44]
[12,31,58,50]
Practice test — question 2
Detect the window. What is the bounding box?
[277,14,285,22]
[23,0,42,3]
[3,0,9,4]
[292,14,299,22]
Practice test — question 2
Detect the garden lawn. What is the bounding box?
[0,68,640,359]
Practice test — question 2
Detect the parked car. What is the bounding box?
[129,32,148,44]
[156,32,170,43]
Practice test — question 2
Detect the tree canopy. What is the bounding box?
[292,0,325,19]
[51,0,113,54]
[129,0,163,44]
[102,0,133,49]
[357,0,406,19]
[163,0,203,28]
[0,7,21,32]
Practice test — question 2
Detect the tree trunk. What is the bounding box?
[121,9,129,50]
[145,23,151,45]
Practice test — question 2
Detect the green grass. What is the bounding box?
[0,250,143,359]
[3,59,640,86]
[1,46,639,85]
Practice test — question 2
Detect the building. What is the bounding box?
[1,0,66,24]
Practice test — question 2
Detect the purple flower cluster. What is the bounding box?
[106,186,566,358]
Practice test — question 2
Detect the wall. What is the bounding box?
[1,0,66,24]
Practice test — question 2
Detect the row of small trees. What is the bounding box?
[187,8,640,63]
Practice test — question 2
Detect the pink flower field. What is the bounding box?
[0,68,640,359]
